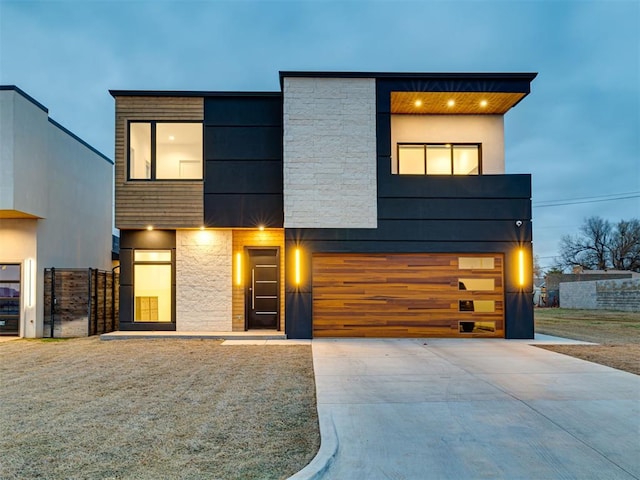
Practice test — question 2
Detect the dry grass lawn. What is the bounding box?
[0,338,319,480]
[535,308,640,375]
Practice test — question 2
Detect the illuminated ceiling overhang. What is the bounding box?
[391,91,527,115]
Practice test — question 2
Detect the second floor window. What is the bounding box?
[129,121,203,180]
[397,143,480,175]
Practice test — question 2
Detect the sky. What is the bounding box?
[1,0,638,270]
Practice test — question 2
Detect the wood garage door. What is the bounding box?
[312,253,504,338]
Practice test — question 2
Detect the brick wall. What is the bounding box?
[175,230,232,331]
[560,278,640,312]
[283,77,377,228]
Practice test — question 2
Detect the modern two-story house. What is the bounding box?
[110,71,536,339]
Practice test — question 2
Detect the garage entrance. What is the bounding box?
[312,253,504,338]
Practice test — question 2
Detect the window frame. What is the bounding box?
[132,249,174,323]
[396,143,482,176]
[127,120,204,181]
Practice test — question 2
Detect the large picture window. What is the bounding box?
[397,143,480,175]
[133,250,172,322]
[129,121,203,180]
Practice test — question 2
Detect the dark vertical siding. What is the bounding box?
[204,95,283,227]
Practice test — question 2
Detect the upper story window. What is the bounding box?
[397,143,481,175]
[128,121,203,180]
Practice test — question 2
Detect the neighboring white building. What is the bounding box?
[0,86,113,337]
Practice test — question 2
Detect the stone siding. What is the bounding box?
[560,278,640,312]
[283,77,377,228]
[176,230,232,331]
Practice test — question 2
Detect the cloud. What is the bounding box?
[1,0,638,264]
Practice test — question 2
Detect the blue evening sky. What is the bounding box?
[1,0,638,270]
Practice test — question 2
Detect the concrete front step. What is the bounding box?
[100,330,286,341]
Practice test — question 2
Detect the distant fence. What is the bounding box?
[44,268,119,338]
[560,278,640,312]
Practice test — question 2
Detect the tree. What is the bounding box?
[560,216,611,270]
[610,219,640,271]
[533,254,543,279]
[559,216,640,272]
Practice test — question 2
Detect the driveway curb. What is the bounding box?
[288,407,338,480]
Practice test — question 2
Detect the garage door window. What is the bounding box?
[458,257,494,269]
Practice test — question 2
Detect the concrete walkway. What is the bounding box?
[292,337,640,480]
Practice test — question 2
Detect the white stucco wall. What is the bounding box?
[0,89,50,216]
[391,115,505,174]
[283,77,377,228]
[0,219,38,337]
[175,230,232,331]
[37,121,113,272]
[0,92,15,208]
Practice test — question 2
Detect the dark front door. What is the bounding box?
[246,248,279,330]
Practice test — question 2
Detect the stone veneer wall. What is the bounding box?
[283,77,377,228]
[176,230,232,331]
[560,278,640,312]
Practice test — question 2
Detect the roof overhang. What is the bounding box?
[391,91,526,114]
[0,210,41,219]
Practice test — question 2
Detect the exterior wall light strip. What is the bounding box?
[295,248,301,286]
[236,252,242,286]
[518,249,525,287]
[26,258,35,308]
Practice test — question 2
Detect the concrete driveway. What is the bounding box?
[292,337,640,480]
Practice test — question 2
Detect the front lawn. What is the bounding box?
[535,308,640,375]
[0,338,319,480]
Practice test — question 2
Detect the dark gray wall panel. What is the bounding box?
[379,198,531,220]
[205,194,283,227]
[205,126,282,160]
[378,173,532,199]
[204,160,282,194]
[505,293,534,339]
[203,95,283,227]
[120,230,176,249]
[285,293,313,339]
[204,95,282,126]
[282,220,531,242]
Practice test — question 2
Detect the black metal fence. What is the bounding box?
[44,268,119,338]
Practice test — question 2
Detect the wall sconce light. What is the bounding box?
[294,248,301,286]
[236,252,242,286]
[518,249,525,287]
[26,258,35,308]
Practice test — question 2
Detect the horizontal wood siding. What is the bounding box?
[114,96,204,228]
[312,253,504,338]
